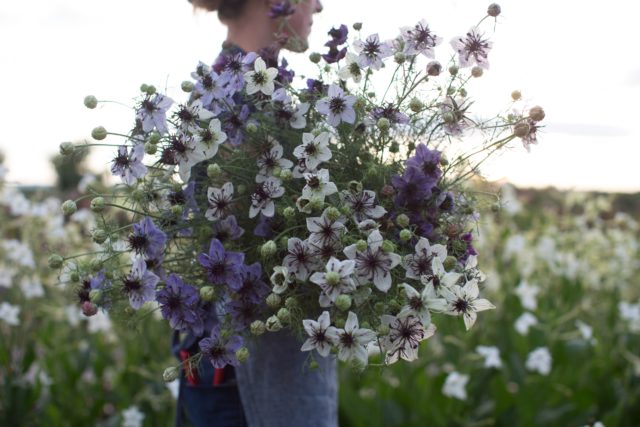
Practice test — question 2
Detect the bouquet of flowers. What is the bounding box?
[54,3,544,373]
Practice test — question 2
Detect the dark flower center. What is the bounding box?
[329,97,346,114]
[253,71,267,85]
[167,294,182,310]
[454,298,469,313]
[340,332,355,347]
[123,277,142,292]
[363,40,381,58]
[409,296,423,311]
[209,261,227,277]
[307,176,320,188]
[142,99,156,113]
[177,107,195,122]
[114,152,130,168]
[129,234,148,253]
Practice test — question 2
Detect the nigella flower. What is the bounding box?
[421,256,462,295]
[292,157,311,179]
[391,166,433,207]
[197,238,245,291]
[402,237,447,280]
[441,280,495,330]
[306,208,346,248]
[256,137,293,182]
[440,97,474,137]
[174,100,215,134]
[122,256,159,310]
[206,182,234,221]
[253,213,274,238]
[302,169,338,201]
[451,27,493,69]
[407,143,442,184]
[398,283,447,325]
[235,262,269,304]
[271,88,308,129]
[353,33,393,70]
[193,118,227,162]
[521,118,540,152]
[339,189,387,223]
[226,298,262,329]
[156,273,204,336]
[310,257,357,307]
[270,266,295,294]
[305,78,327,101]
[194,68,228,106]
[315,84,357,127]
[215,50,258,93]
[249,177,285,218]
[199,325,244,369]
[293,132,332,171]
[401,20,442,57]
[322,45,347,64]
[111,144,147,185]
[333,311,376,366]
[128,217,167,259]
[268,0,295,19]
[283,238,321,281]
[343,230,402,292]
[326,24,349,48]
[301,311,339,357]
[277,57,295,86]
[135,93,174,134]
[211,215,244,242]
[371,103,410,125]
[338,53,364,83]
[221,104,250,146]
[380,314,436,364]
[244,57,278,96]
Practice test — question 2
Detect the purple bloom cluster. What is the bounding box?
[156,273,205,336]
[322,25,348,64]
[199,325,244,369]
[198,238,245,291]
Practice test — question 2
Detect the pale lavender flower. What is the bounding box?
[122,256,159,310]
[249,177,285,218]
[401,20,442,57]
[310,257,357,307]
[197,238,245,291]
[199,325,244,369]
[343,230,401,292]
[136,93,174,134]
[283,238,321,281]
[211,215,244,242]
[353,33,393,70]
[206,182,234,220]
[128,217,167,259]
[451,28,493,69]
[194,69,228,106]
[332,311,376,366]
[301,311,338,357]
[111,144,147,185]
[315,84,357,127]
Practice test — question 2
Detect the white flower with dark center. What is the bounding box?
[256,138,293,182]
[292,157,312,179]
[310,257,357,307]
[315,84,357,127]
[450,27,493,69]
[272,88,309,129]
[244,57,278,95]
[353,33,393,70]
[343,230,401,292]
[289,102,310,129]
[333,311,376,366]
[514,280,540,311]
[301,311,338,357]
[306,209,346,248]
[381,313,436,364]
[270,266,294,294]
[175,99,215,133]
[249,177,285,218]
[168,133,200,182]
[398,282,447,325]
[463,255,486,283]
[402,237,447,280]
[206,182,234,220]
[282,238,321,281]
[338,53,364,82]
[420,257,461,295]
[193,118,227,162]
[401,20,442,57]
[514,312,538,335]
[293,132,332,171]
[441,280,495,330]
[442,371,469,400]
[525,347,552,375]
[302,169,338,201]
[0,302,20,326]
[339,190,386,223]
[476,345,502,369]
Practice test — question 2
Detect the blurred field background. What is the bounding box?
[1,155,638,427]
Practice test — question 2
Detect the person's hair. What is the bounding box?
[190,0,250,20]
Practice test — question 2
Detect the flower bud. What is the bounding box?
[443,255,458,271]
[236,347,250,363]
[163,367,180,382]
[388,299,401,313]
[439,154,449,166]
[355,240,368,252]
[325,207,341,222]
[511,90,522,101]
[459,88,467,97]
[334,318,346,328]
[90,197,105,213]
[236,184,247,195]
[207,163,222,179]
[396,214,410,228]
[448,65,459,76]
[148,132,161,144]
[348,181,363,193]
[62,200,78,216]
[89,289,103,303]
[335,294,352,311]
[309,52,322,63]
[353,22,362,30]
[144,142,157,155]
[394,52,406,64]
[91,229,108,244]
[250,320,266,335]
[246,123,258,134]
[90,258,102,273]
[82,301,98,317]
[377,324,390,335]
[381,185,395,198]
[266,293,282,309]
[529,105,545,122]
[146,85,157,95]
[279,169,292,180]
[276,307,291,323]
[409,98,423,113]
[91,126,107,141]
[70,272,80,283]
[389,142,400,153]
[426,61,442,76]
[283,206,296,220]
[487,3,501,17]
[471,67,483,78]
[285,297,298,310]
[140,83,149,93]
[374,302,385,314]
[265,315,282,332]
[513,122,531,138]
[399,229,412,241]
[200,286,215,302]
[84,95,98,109]
[261,240,277,258]
[377,117,390,132]
[446,87,456,96]
[309,360,319,370]
[181,81,194,92]
[59,141,76,156]
[381,240,396,253]
[171,205,183,217]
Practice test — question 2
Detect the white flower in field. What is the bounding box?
[306,209,346,248]
[380,314,436,364]
[503,234,526,260]
[338,53,364,82]
[618,302,640,332]
[294,132,332,171]
[514,280,540,311]
[575,320,596,345]
[402,237,447,280]
[177,99,215,133]
[244,57,278,95]
[315,84,357,127]
[442,371,469,400]
[333,312,376,366]
[121,405,145,427]
[302,169,338,201]
[0,268,14,288]
[310,257,356,307]
[0,302,20,326]
[441,280,495,330]
[343,230,402,292]
[500,184,521,215]
[353,33,394,70]
[87,311,112,334]
[2,239,35,268]
[20,277,44,299]
[398,283,447,325]
[525,347,552,375]
[476,345,502,369]
[65,305,82,327]
[514,312,538,335]
[301,311,338,357]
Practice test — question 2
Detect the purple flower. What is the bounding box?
[199,325,244,369]
[194,68,228,107]
[235,262,269,304]
[156,273,205,336]
[315,84,357,127]
[215,50,258,93]
[111,144,147,185]
[211,215,244,242]
[268,1,295,19]
[198,238,245,291]
[406,143,442,183]
[353,33,393,70]
[339,190,386,223]
[222,104,251,146]
[326,25,349,48]
[322,46,347,64]
[371,103,410,125]
[277,57,295,85]
[391,167,433,206]
[135,93,174,134]
[128,217,167,259]
[401,20,442,57]
[451,28,493,69]
[253,214,274,238]
[122,257,159,310]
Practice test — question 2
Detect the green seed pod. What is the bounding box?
[335,318,346,329]
[91,229,108,244]
[377,117,390,132]
[83,95,98,109]
[266,293,281,309]
[59,141,75,156]
[399,229,412,241]
[377,324,390,335]
[144,142,157,155]
[163,367,180,382]
[409,98,423,113]
[91,126,107,141]
[250,320,266,335]
[448,65,459,76]
[285,297,298,310]
[181,81,194,92]
[70,271,80,283]
[276,307,291,323]
[309,52,322,63]
[355,240,368,252]
[443,256,458,271]
[200,286,215,302]
[207,163,222,179]
[236,347,250,363]
[265,315,282,332]
[90,197,105,213]
[148,132,161,144]
[61,200,78,216]
[353,22,362,30]
[396,214,410,228]
[511,90,522,101]
[90,258,102,273]
[261,240,277,259]
[335,295,352,311]
[89,289,103,303]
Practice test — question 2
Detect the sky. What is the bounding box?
[1,0,638,192]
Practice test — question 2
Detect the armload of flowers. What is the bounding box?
[54,4,544,372]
